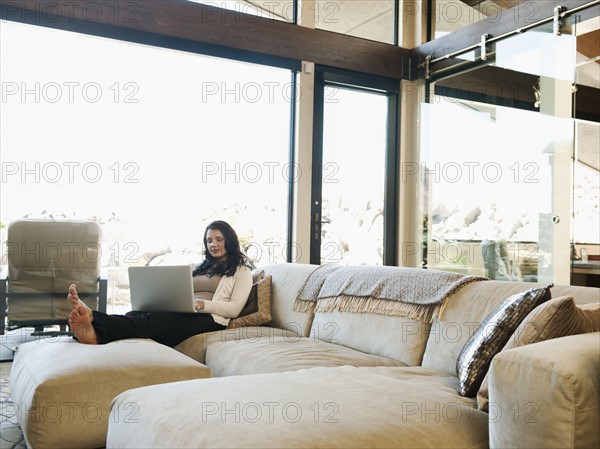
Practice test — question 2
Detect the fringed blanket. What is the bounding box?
[294,265,487,323]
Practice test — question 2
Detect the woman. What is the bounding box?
[68,220,253,346]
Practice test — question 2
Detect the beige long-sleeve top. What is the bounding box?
[195,265,252,326]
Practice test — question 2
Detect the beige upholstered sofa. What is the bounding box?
[11,262,600,448]
[109,262,599,449]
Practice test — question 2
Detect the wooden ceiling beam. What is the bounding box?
[414,0,600,62]
[434,65,537,105]
[0,0,410,79]
[433,64,600,122]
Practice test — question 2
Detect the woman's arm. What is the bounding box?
[199,266,252,318]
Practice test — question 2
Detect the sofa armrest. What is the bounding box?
[488,332,600,449]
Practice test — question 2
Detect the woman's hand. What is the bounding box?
[194,299,204,311]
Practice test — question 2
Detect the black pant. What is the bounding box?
[91,310,226,346]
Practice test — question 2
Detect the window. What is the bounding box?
[1,21,294,313]
[318,86,388,264]
[310,69,399,265]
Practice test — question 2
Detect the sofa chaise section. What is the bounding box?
[106,365,490,449]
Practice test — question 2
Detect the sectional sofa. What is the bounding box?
[10,262,600,449]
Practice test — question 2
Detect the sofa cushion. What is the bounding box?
[228,275,272,328]
[421,281,599,376]
[175,325,301,363]
[205,336,406,377]
[10,339,211,449]
[262,263,320,337]
[311,310,431,366]
[477,296,600,410]
[456,285,552,397]
[107,366,489,449]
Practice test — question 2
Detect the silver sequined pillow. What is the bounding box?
[456,285,553,397]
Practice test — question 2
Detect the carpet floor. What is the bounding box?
[0,362,26,449]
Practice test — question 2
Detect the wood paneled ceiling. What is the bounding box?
[461,0,528,10]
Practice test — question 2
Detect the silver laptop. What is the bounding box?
[128,265,196,313]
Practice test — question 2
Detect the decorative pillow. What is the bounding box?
[237,287,260,318]
[477,296,600,410]
[456,284,552,397]
[228,275,272,328]
[252,269,265,284]
[235,269,265,318]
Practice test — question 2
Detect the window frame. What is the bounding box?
[310,66,400,266]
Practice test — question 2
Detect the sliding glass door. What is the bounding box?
[420,17,578,284]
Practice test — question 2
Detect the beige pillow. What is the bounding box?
[456,285,552,397]
[477,296,600,411]
[228,275,272,329]
[252,268,265,284]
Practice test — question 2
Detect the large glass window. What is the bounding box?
[0,22,294,313]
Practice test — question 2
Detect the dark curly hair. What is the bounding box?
[192,220,251,277]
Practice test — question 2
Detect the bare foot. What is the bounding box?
[67,284,97,344]
[67,284,93,319]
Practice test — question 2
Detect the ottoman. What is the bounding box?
[10,338,212,449]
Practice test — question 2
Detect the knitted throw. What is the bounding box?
[294,265,487,323]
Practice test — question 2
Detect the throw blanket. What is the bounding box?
[294,265,487,323]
